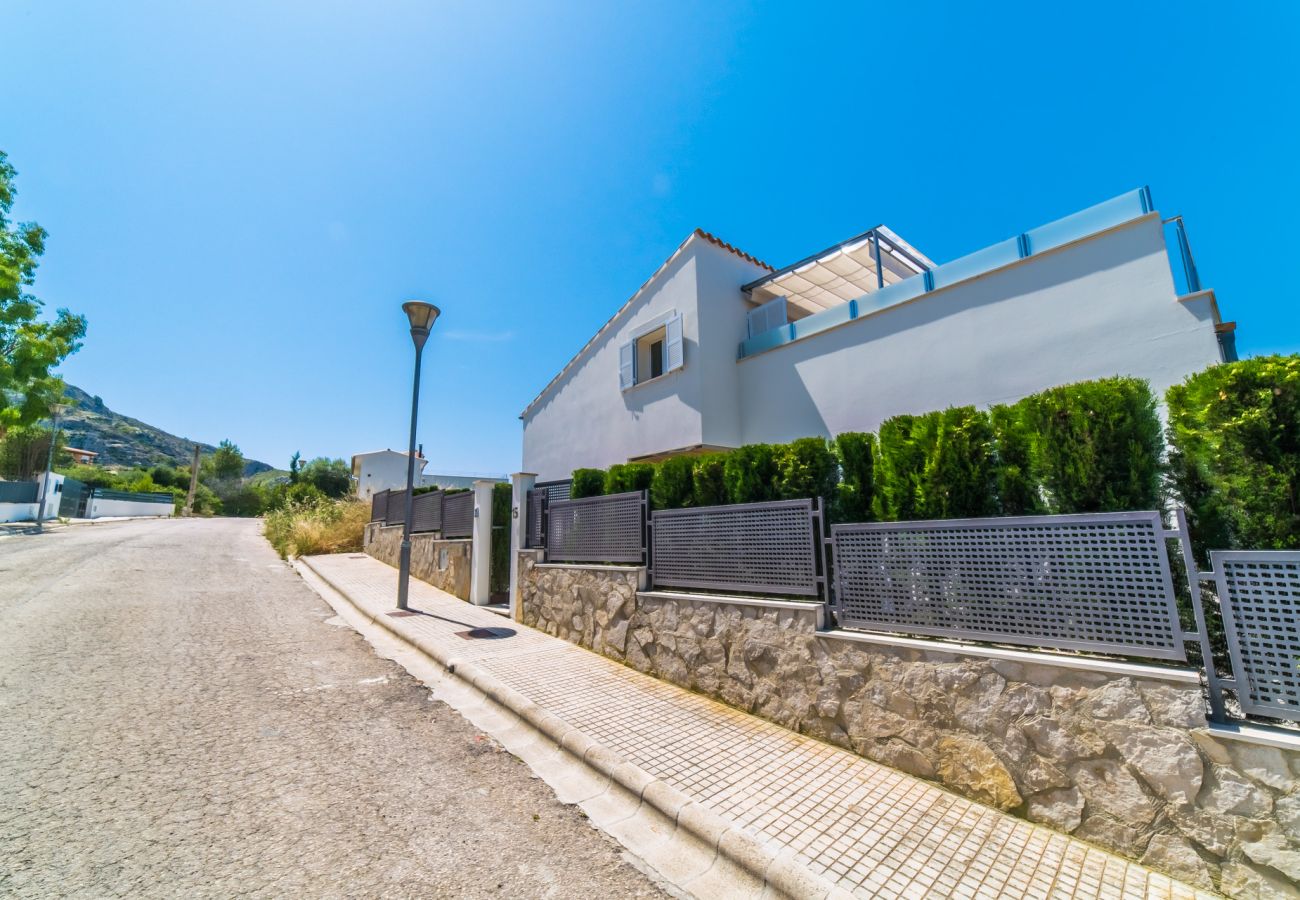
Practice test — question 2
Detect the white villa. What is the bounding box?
[520,188,1234,482]
[351,449,505,499]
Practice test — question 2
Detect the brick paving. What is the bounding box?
[305,553,1215,900]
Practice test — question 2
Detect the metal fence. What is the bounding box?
[650,498,825,598]
[525,488,546,549]
[442,491,474,538]
[1207,550,1300,722]
[370,491,387,522]
[0,481,39,504]
[384,490,405,526]
[832,511,1186,661]
[546,491,646,564]
[411,490,443,533]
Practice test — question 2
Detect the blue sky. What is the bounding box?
[6,1,1298,473]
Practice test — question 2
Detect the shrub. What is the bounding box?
[990,403,1042,515]
[570,468,606,499]
[724,444,779,504]
[1022,376,1162,513]
[652,455,695,509]
[875,414,936,520]
[490,482,513,593]
[833,432,875,523]
[1167,355,1300,550]
[775,436,838,503]
[263,497,370,559]
[691,454,729,506]
[604,462,655,495]
[918,407,999,519]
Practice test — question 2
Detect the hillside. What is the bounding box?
[59,385,273,474]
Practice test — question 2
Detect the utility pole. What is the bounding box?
[184,444,201,516]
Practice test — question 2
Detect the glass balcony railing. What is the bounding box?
[739,186,1163,360]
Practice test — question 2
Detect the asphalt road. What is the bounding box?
[0,517,668,899]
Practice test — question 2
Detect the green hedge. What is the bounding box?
[604,462,655,495]
[556,361,1300,552]
[652,455,695,509]
[1168,355,1300,551]
[1022,376,1163,513]
[570,468,606,499]
[692,454,728,506]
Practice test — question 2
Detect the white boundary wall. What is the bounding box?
[86,497,174,518]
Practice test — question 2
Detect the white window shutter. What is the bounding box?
[665,314,684,372]
[618,339,635,390]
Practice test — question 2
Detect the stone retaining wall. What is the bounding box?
[364,523,471,601]
[517,551,1300,896]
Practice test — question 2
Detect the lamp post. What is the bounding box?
[397,300,440,611]
[35,403,65,532]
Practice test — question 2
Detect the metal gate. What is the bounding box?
[59,478,88,518]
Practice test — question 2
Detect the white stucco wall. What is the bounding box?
[354,452,429,499]
[736,214,1223,443]
[87,497,174,518]
[0,502,37,523]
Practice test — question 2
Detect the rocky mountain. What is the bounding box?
[58,385,273,474]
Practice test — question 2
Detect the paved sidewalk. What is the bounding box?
[301,553,1211,900]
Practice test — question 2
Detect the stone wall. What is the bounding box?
[518,551,1300,896]
[364,523,471,602]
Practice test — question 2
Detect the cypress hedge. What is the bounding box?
[691,454,729,506]
[723,443,779,504]
[875,414,932,520]
[990,402,1042,515]
[570,467,606,499]
[833,432,875,523]
[1167,354,1300,550]
[651,455,695,509]
[604,462,655,495]
[1021,376,1163,513]
[775,437,838,502]
[918,406,999,519]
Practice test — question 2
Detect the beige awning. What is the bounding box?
[746,226,933,318]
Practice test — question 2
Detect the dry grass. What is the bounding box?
[263,497,370,559]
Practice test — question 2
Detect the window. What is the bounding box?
[619,314,683,390]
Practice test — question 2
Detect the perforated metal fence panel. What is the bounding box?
[0,481,39,503]
[92,488,173,505]
[384,490,405,526]
[546,491,644,564]
[370,491,387,522]
[537,479,572,502]
[525,488,545,549]
[442,492,474,538]
[651,499,821,597]
[1211,551,1300,722]
[411,491,443,534]
[832,511,1185,660]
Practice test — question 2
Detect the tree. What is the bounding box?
[0,152,86,430]
[289,451,301,484]
[298,457,352,498]
[210,439,245,481]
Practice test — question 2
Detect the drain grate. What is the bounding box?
[347,554,368,559]
[455,627,516,640]
[386,610,420,618]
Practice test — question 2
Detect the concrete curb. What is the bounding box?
[297,556,850,900]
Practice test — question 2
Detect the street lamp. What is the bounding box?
[35,402,65,532]
[397,300,440,611]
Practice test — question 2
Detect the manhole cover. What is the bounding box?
[455,627,516,640]
[387,610,420,618]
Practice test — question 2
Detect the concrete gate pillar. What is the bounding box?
[508,473,537,620]
[468,479,496,606]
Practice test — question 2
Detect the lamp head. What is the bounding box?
[403,301,440,350]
